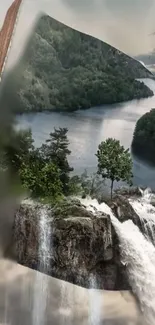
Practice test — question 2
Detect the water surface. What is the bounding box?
[17,78,155,189]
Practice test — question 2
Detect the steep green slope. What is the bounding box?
[1,14,154,112]
[132,109,155,165]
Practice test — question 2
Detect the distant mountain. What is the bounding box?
[1,14,154,113]
[135,52,155,74]
[135,53,155,66]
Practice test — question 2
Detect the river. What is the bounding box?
[16,78,155,190]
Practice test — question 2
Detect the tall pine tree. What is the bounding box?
[40,127,73,194]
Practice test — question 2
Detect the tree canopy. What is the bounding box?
[2,126,73,201]
[3,128,34,173]
[132,108,155,165]
[96,138,133,198]
[1,122,135,201]
[40,127,73,194]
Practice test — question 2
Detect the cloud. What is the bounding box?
[104,0,153,13]
[62,0,94,10]
[1,0,155,72]
[0,0,13,27]
[60,0,155,56]
[61,0,154,16]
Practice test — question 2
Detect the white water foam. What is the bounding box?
[88,275,102,325]
[59,281,73,325]
[111,216,155,325]
[129,188,155,244]
[32,207,51,325]
[80,197,114,217]
[79,194,155,325]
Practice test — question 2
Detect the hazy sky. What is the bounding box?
[1,0,155,71]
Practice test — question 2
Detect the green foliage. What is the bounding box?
[3,15,153,113]
[80,169,103,197]
[3,128,34,173]
[9,126,73,200]
[19,157,63,200]
[2,121,135,201]
[96,138,133,198]
[40,127,73,194]
[67,175,82,195]
[132,108,155,165]
[2,126,73,201]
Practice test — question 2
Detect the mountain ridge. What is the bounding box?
[0,14,154,113]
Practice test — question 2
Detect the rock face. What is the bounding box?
[12,198,129,290]
[109,194,155,244]
[108,195,140,224]
[114,187,142,198]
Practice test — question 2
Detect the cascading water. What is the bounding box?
[59,280,73,325]
[32,207,51,325]
[129,188,155,244]
[80,197,113,325]
[111,216,155,325]
[80,193,155,325]
[80,197,113,216]
[88,274,102,325]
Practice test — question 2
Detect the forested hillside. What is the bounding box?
[1,14,154,112]
[132,109,155,165]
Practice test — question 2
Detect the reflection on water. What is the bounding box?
[16,78,155,189]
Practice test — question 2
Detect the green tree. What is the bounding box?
[80,169,103,197]
[40,127,73,194]
[19,154,62,200]
[4,128,34,173]
[67,175,81,195]
[0,124,65,201]
[96,138,133,199]
[132,108,155,165]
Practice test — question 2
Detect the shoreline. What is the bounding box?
[15,89,154,116]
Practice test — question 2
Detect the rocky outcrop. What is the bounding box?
[11,192,155,290]
[109,194,155,244]
[11,198,129,290]
[108,195,139,224]
[114,187,142,198]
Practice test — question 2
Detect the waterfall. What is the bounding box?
[88,275,102,325]
[32,207,51,325]
[59,281,73,325]
[79,194,155,325]
[80,197,113,216]
[129,188,155,244]
[110,215,155,325]
[80,197,112,325]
